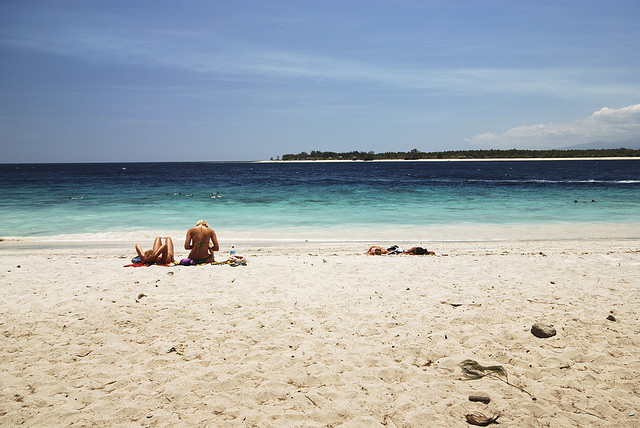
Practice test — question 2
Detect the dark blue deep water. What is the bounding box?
[1,160,639,238]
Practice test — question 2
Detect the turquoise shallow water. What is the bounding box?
[1,160,639,240]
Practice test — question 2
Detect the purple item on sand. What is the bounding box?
[179,258,195,265]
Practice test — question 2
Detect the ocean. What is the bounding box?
[1,160,639,243]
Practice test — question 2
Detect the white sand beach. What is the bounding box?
[1,238,639,427]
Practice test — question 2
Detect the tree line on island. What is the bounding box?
[274,147,640,161]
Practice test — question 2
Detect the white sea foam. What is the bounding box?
[3,222,639,249]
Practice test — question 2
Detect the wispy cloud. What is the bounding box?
[467,104,640,149]
[2,21,631,99]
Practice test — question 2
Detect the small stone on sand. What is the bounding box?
[468,394,491,404]
[531,323,556,338]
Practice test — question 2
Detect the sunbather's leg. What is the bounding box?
[150,243,167,263]
[164,237,175,263]
[152,237,162,252]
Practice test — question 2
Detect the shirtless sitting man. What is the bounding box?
[184,219,220,263]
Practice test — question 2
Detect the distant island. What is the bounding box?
[275,148,640,161]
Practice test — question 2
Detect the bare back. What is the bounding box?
[185,225,219,260]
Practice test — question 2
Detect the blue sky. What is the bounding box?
[1,0,639,162]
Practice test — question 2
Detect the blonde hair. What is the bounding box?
[196,219,209,227]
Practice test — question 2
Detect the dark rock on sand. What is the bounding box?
[531,323,556,338]
[468,394,491,404]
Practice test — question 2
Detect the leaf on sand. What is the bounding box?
[459,359,535,398]
[459,359,507,382]
[465,412,500,426]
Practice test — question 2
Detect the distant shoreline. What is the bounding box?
[259,156,640,163]
[2,157,639,165]
[274,147,640,162]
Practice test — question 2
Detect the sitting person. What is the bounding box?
[184,219,220,263]
[135,237,174,264]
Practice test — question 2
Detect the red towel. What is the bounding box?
[124,263,170,267]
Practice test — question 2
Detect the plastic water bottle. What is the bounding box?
[230,246,236,257]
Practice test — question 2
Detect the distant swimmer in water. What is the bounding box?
[68,196,84,199]
[211,192,222,198]
[574,199,596,203]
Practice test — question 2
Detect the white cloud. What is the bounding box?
[467,104,640,149]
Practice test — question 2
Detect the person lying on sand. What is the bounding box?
[403,247,435,255]
[185,219,220,263]
[135,237,174,264]
[366,245,435,255]
[366,245,390,255]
